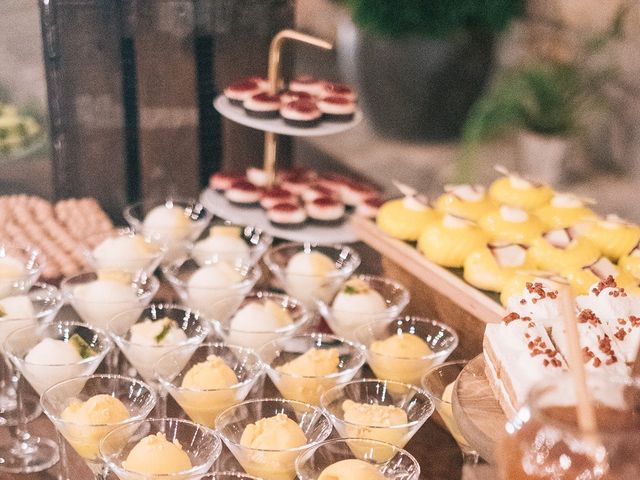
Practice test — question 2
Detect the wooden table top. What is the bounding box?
[1,243,493,480]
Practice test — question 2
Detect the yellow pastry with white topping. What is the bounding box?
[488,168,553,210]
[478,206,544,246]
[534,193,597,229]
[376,196,437,241]
[463,243,534,293]
[528,228,600,273]
[274,348,340,405]
[418,214,488,268]
[582,215,640,262]
[561,256,638,295]
[434,184,494,221]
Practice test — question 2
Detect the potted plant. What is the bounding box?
[335,0,525,140]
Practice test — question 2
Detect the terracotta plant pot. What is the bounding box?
[336,16,494,141]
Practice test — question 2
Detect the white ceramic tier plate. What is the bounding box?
[200,189,358,244]
[214,96,362,137]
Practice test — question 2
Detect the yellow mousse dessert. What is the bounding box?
[369,333,431,385]
[176,355,239,427]
[417,214,488,268]
[435,184,494,221]
[619,242,640,279]
[582,215,640,261]
[438,382,468,447]
[123,432,192,475]
[534,193,597,229]
[342,400,408,458]
[60,394,129,461]
[478,206,544,246]
[239,413,307,480]
[318,459,385,480]
[275,348,340,405]
[528,228,600,273]
[463,243,534,293]
[488,169,553,210]
[285,250,338,305]
[376,196,437,241]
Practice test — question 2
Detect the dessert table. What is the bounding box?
[2,243,497,480]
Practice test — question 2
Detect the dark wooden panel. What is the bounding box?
[40,0,128,219]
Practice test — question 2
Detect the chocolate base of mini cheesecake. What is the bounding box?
[269,219,306,229]
[225,199,260,208]
[283,117,321,128]
[322,112,355,122]
[226,97,244,107]
[244,108,280,119]
[307,216,346,226]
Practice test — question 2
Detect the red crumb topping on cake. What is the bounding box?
[577,309,602,326]
[524,282,559,303]
[322,96,352,105]
[312,197,341,207]
[597,335,618,365]
[227,80,259,91]
[286,100,319,113]
[271,202,301,212]
[630,316,640,327]
[591,275,623,296]
[250,92,280,103]
[502,312,520,324]
[230,180,260,192]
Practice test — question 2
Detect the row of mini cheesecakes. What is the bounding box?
[484,275,640,417]
[375,168,640,300]
[210,167,383,228]
[223,75,357,126]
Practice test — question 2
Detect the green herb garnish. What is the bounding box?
[69,334,96,359]
[154,319,174,344]
[343,285,358,295]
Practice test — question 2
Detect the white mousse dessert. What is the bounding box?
[0,295,36,349]
[92,234,160,272]
[285,251,338,305]
[143,205,191,242]
[0,256,27,297]
[227,300,294,349]
[186,263,245,317]
[191,226,250,267]
[330,278,387,337]
[72,279,140,330]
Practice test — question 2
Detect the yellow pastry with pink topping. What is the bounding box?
[534,193,597,229]
[488,168,553,210]
[434,184,494,221]
[417,214,488,268]
[581,215,640,262]
[528,228,600,273]
[463,243,534,293]
[478,205,544,246]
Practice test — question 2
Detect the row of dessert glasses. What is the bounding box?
[0,197,464,478]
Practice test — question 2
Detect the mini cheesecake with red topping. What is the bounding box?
[306,197,346,225]
[224,180,262,207]
[224,79,264,106]
[302,184,337,203]
[243,92,281,119]
[281,90,315,104]
[260,187,298,210]
[246,167,271,188]
[317,96,356,122]
[316,173,352,194]
[356,197,384,219]
[340,182,379,207]
[288,75,324,96]
[209,172,245,192]
[267,202,307,228]
[320,83,357,102]
[280,99,322,128]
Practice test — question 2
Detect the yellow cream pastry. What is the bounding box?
[478,205,544,245]
[619,242,640,280]
[528,228,600,273]
[488,168,553,210]
[438,382,468,447]
[417,214,488,268]
[369,333,432,385]
[123,432,192,475]
[376,196,437,241]
[239,413,307,480]
[274,348,340,405]
[342,400,409,453]
[434,184,494,221]
[582,215,640,261]
[60,394,129,460]
[176,355,239,427]
[463,243,534,293]
[561,256,637,296]
[318,459,384,480]
[534,193,597,229]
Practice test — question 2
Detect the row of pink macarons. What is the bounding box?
[210,167,384,227]
[223,75,358,126]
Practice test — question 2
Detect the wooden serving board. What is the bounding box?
[451,354,506,464]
